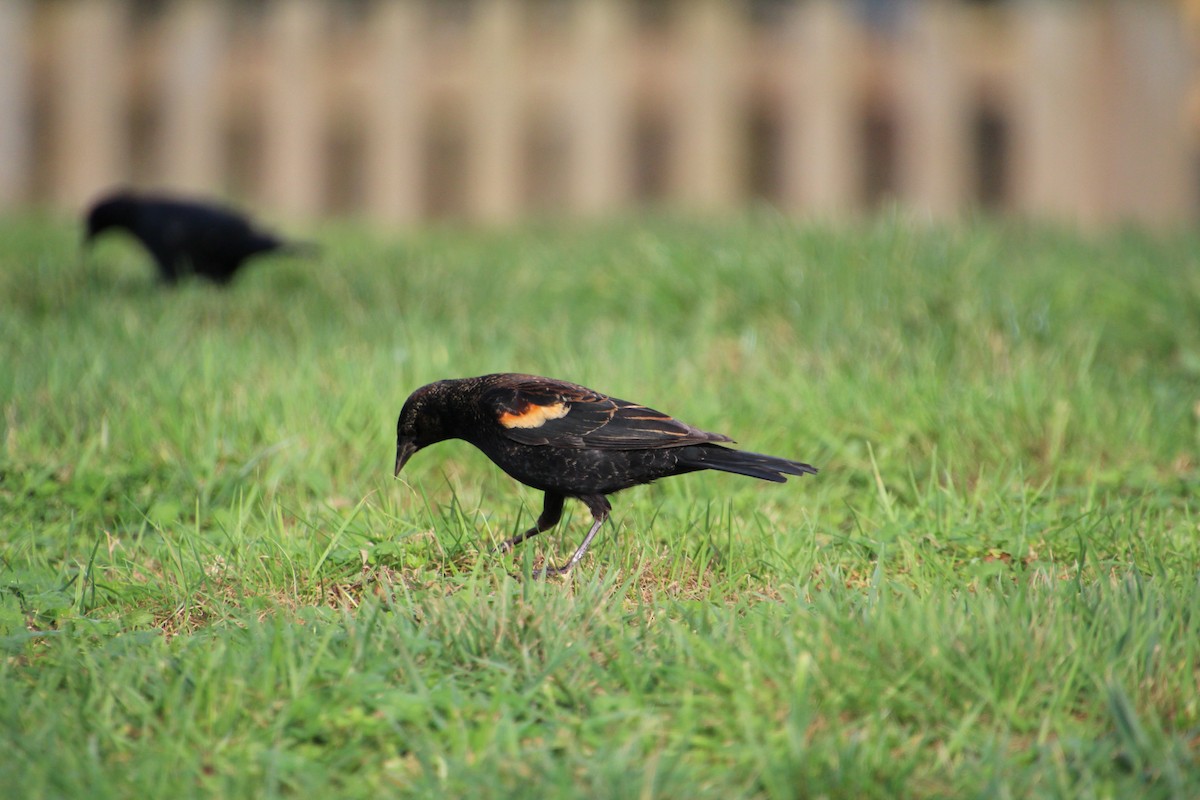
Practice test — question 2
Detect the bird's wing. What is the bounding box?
[482,376,732,449]
[146,199,279,256]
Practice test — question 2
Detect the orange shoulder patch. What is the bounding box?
[498,401,570,429]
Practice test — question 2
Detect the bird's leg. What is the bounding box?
[495,492,564,553]
[536,496,611,578]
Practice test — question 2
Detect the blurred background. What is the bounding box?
[0,0,1195,229]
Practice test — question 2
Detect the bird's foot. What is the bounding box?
[505,562,572,581]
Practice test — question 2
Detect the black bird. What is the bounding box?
[83,189,310,285]
[393,373,817,577]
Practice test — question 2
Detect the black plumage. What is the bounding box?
[83,189,310,285]
[393,373,817,577]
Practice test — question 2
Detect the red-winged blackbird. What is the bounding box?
[83,189,313,285]
[394,373,817,577]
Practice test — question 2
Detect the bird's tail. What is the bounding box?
[681,445,817,483]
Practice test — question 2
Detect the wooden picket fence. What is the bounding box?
[0,0,1194,227]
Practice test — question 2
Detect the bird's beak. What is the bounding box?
[394,438,417,477]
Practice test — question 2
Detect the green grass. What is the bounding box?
[2,212,1199,797]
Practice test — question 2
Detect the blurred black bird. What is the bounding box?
[83,189,313,285]
[393,373,817,577]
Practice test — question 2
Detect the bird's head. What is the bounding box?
[83,190,138,245]
[394,381,459,476]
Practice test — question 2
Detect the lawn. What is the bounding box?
[1,213,1198,798]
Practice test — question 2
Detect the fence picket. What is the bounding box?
[364,1,426,225]
[158,0,226,194]
[469,0,523,224]
[50,0,128,210]
[780,0,862,217]
[673,0,747,210]
[570,0,635,215]
[1106,0,1193,227]
[898,0,971,218]
[262,0,326,219]
[0,0,30,210]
